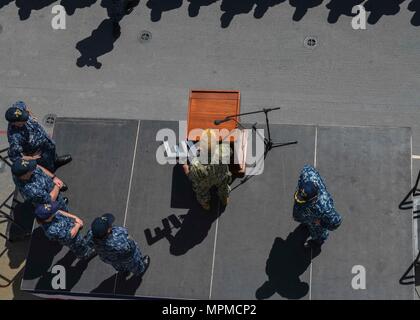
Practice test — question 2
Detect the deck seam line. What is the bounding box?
[123,120,141,228]
[113,120,140,295]
[310,126,318,300]
[209,215,219,299]
[411,135,417,301]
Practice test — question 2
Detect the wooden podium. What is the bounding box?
[186,89,246,177]
[187,90,241,141]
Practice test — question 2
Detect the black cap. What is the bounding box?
[11,158,37,177]
[5,102,29,122]
[34,202,60,221]
[91,213,115,238]
[295,181,319,203]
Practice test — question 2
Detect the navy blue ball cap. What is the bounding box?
[11,158,37,177]
[295,181,319,203]
[91,213,115,238]
[5,103,29,122]
[34,202,60,221]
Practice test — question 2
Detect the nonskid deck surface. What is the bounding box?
[21,118,414,300]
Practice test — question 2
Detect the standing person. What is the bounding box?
[86,214,150,277]
[6,101,72,173]
[34,202,95,259]
[183,129,232,211]
[293,165,342,248]
[12,158,69,211]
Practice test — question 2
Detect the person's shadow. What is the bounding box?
[74,0,139,68]
[5,238,30,270]
[253,0,286,19]
[91,272,143,296]
[15,0,58,20]
[75,18,117,69]
[220,0,257,28]
[22,228,63,280]
[60,0,97,15]
[168,191,224,255]
[408,0,420,26]
[364,0,405,24]
[0,0,14,10]
[115,273,143,295]
[91,273,117,294]
[146,0,183,22]
[255,224,321,300]
[35,250,95,291]
[5,200,34,269]
[288,0,323,21]
[101,0,140,20]
[325,0,364,23]
[187,0,219,17]
[168,164,227,255]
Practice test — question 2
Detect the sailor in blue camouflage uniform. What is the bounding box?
[293,165,342,248]
[11,158,69,211]
[86,214,150,277]
[5,101,72,173]
[34,202,95,259]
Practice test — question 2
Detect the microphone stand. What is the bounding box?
[216,107,298,159]
[215,107,298,191]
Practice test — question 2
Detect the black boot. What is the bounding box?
[55,155,72,170]
[141,255,150,275]
[60,183,68,192]
[63,197,69,206]
[304,239,323,249]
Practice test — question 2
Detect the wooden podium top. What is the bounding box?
[187,90,241,141]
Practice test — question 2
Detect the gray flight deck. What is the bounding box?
[21,118,139,296]
[1,0,419,301]
[311,126,413,300]
[211,124,316,300]
[21,118,414,300]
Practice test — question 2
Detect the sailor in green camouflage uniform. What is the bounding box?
[183,129,232,211]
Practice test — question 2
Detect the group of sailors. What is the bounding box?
[3,101,342,289]
[5,101,149,279]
